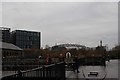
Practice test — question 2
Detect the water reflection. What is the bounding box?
[66,59,118,79]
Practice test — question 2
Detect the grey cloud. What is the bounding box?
[2,2,118,48]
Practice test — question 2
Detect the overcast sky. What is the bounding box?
[2,2,118,49]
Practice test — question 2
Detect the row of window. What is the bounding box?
[18,45,40,49]
[2,51,22,57]
[16,41,40,45]
[16,36,40,41]
[16,31,40,36]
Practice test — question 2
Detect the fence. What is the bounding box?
[2,62,65,80]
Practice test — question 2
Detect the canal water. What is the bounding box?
[66,59,119,79]
[1,59,119,79]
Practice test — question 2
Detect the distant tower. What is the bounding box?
[100,40,102,47]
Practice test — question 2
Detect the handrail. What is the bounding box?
[21,66,43,73]
[2,73,18,78]
[44,63,56,68]
[2,62,65,80]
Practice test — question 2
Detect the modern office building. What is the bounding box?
[11,30,41,49]
[0,27,11,43]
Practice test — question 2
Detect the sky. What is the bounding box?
[2,2,118,49]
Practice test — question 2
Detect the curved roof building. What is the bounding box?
[52,44,86,50]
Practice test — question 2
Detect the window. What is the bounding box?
[37,33,39,36]
[26,45,28,48]
[31,41,32,45]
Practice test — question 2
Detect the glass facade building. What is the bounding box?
[12,30,41,49]
[0,27,11,43]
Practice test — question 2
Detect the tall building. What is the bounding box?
[0,27,11,43]
[12,30,41,49]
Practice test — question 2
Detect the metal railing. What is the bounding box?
[2,62,65,80]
